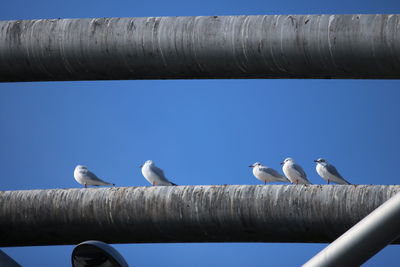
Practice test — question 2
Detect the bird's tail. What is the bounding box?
[342,179,351,185]
[170,182,178,186]
[279,176,290,183]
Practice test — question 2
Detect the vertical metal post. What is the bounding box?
[303,192,400,267]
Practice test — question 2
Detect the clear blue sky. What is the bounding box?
[1,1,400,266]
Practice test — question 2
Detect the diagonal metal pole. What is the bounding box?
[303,191,400,267]
[0,250,21,267]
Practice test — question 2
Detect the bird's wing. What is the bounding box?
[326,164,350,183]
[151,165,172,183]
[260,167,283,178]
[83,169,105,182]
[326,164,343,178]
[293,163,307,179]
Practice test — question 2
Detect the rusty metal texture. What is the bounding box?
[0,185,400,246]
[0,14,399,82]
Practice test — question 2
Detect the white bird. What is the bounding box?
[74,165,115,188]
[281,157,311,184]
[249,162,289,184]
[314,158,350,184]
[141,160,177,186]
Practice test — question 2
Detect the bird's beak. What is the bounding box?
[249,165,254,168]
[280,162,284,165]
[314,160,318,163]
[139,164,143,168]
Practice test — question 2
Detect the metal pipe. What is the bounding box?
[0,250,21,267]
[72,241,129,267]
[1,185,400,246]
[0,14,399,82]
[303,191,400,267]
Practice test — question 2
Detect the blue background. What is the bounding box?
[1,1,400,266]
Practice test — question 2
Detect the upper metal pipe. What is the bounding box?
[1,185,400,246]
[0,14,399,82]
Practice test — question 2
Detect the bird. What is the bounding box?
[249,162,289,184]
[314,158,350,184]
[140,160,177,186]
[281,157,311,184]
[74,165,115,188]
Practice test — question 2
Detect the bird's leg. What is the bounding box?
[152,181,155,186]
[264,181,266,185]
[328,179,330,185]
[84,183,87,188]
[296,179,299,185]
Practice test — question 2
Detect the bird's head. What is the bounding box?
[140,160,153,168]
[75,165,87,170]
[314,158,327,164]
[249,162,262,168]
[281,157,294,165]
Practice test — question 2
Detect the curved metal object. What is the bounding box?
[72,240,129,267]
[1,185,400,246]
[0,14,399,82]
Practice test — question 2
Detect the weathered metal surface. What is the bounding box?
[0,185,399,246]
[0,14,399,82]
